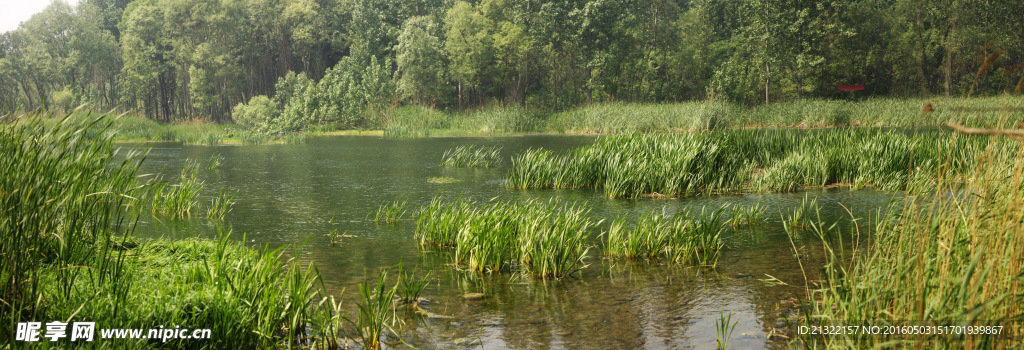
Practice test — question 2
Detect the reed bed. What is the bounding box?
[725,203,766,227]
[415,197,599,278]
[508,129,986,198]
[150,160,204,217]
[1,112,337,348]
[205,188,237,220]
[372,198,408,224]
[441,145,503,167]
[794,134,1024,347]
[604,207,725,266]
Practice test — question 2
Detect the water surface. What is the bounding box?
[129,135,901,349]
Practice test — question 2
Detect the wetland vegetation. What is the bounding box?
[3,0,1024,348]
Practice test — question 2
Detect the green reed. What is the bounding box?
[415,197,599,278]
[206,188,237,220]
[791,133,1024,347]
[373,198,408,224]
[208,153,224,169]
[350,269,398,350]
[508,129,985,198]
[716,310,738,350]
[784,195,820,229]
[605,207,725,266]
[150,160,204,217]
[396,263,430,303]
[725,203,766,227]
[441,145,503,167]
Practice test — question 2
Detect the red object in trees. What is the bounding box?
[837,84,865,91]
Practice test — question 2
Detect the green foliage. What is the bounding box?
[395,16,449,103]
[415,197,599,279]
[604,207,725,266]
[232,95,281,133]
[372,198,408,224]
[508,129,986,198]
[441,145,502,167]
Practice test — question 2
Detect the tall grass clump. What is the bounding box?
[150,160,204,217]
[795,134,1024,347]
[441,145,503,167]
[1,113,143,340]
[206,188,237,220]
[350,269,398,350]
[604,207,725,266]
[372,197,407,224]
[725,202,766,227]
[415,197,599,278]
[1,113,337,348]
[508,129,987,198]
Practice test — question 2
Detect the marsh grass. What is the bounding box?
[205,188,237,220]
[605,207,725,266]
[508,129,985,198]
[716,310,738,350]
[415,197,599,278]
[784,195,820,229]
[373,198,408,224]
[150,160,204,217]
[208,153,224,169]
[789,131,1024,347]
[427,176,460,183]
[350,269,398,350]
[441,145,503,167]
[725,203,767,227]
[396,263,430,303]
[0,112,347,348]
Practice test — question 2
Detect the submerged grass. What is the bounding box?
[441,145,503,167]
[205,188,237,220]
[415,197,599,279]
[150,160,204,217]
[508,129,986,198]
[372,198,408,224]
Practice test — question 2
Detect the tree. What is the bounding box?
[395,16,449,104]
[444,1,493,107]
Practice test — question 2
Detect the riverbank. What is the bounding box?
[24,95,1024,144]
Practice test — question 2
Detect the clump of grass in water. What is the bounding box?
[396,263,430,303]
[208,153,224,169]
[372,198,407,224]
[725,202,766,227]
[441,145,503,167]
[151,159,204,217]
[507,129,986,198]
[716,310,738,350]
[348,269,398,350]
[415,197,599,278]
[604,207,725,266]
[784,195,820,229]
[205,188,236,220]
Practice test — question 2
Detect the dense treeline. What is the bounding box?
[1,0,1023,125]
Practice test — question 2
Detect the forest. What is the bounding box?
[1,0,1022,129]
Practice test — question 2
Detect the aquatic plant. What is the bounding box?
[784,195,820,229]
[415,197,599,278]
[373,198,408,224]
[792,132,1024,347]
[725,203,766,227]
[151,160,204,217]
[350,269,398,350]
[441,145,503,167]
[427,176,459,183]
[208,153,224,169]
[205,188,237,220]
[716,310,738,350]
[508,129,984,198]
[604,207,725,266]
[396,263,430,303]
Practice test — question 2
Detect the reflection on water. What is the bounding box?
[126,135,902,349]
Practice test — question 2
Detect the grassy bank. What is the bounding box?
[794,130,1024,347]
[27,96,1023,143]
[0,114,338,348]
[507,128,985,198]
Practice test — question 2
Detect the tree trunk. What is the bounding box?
[914,3,929,95]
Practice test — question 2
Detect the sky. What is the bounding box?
[0,0,80,34]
